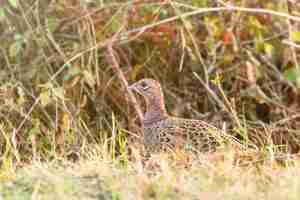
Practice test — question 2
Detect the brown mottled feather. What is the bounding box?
[129,79,221,154]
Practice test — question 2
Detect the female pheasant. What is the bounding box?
[129,78,222,155]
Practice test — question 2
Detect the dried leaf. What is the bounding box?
[246,61,256,84]
[61,112,70,132]
[40,90,51,106]
[223,31,234,45]
[83,70,96,88]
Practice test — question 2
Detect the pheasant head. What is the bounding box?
[129,79,168,125]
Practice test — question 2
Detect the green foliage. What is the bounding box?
[291,31,300,42]
[284,66,300,88]
[8,0,18,8]
[0,8,5,20]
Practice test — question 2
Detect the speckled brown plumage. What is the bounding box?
[129,79,222,154]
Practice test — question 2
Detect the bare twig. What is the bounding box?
[194,72,243,129]
[283,40,300,49]
[106,17,144,126]
[14,96,41,136]
[14,3,300,136]
[121,4,300,39]
[169,1,209,83]
[193,72,227,111]
[273,113,300,126]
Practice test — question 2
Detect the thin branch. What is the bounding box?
[193,72,227,111]
[15,3,300,136]
[121,4,300,39]
[62,4,300,71]
[283,39,300,49]
[169,1,209,83]
[106,18,144,126]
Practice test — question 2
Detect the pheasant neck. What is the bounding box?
[143,94,168,126]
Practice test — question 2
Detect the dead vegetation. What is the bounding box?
[1,0,300,197]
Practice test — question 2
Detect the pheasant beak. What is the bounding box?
[128,83,139,93]
[128,83,144,96]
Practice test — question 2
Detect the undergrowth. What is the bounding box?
[1,0,300,198]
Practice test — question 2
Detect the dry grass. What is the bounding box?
[1,0,300,199]
[1,148,300,200]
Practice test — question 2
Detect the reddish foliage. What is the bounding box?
[223,31,234,45]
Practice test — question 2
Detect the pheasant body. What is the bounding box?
[129,79,220,154]
[144,117,219,153]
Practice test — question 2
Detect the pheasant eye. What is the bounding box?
[140,81,150,90]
